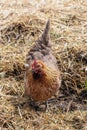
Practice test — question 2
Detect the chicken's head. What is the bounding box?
[31,59,45,79]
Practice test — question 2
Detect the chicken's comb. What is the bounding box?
[32,59,37,67]
[34,59,37,65]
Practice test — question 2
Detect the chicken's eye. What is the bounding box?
[36,64,41,68]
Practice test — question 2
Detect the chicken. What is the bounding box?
[24,20,61,110]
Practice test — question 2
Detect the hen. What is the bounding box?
[24,20,61,110]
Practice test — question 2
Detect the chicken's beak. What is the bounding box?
[32,68,39,74]
[31,68,36,73]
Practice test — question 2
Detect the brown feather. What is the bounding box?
[25,60,61,102]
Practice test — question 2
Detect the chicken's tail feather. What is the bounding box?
[38,19,50,46]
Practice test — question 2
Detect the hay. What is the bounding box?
[0,0,87,130]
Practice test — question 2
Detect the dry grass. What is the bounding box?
[0,0,87,130]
